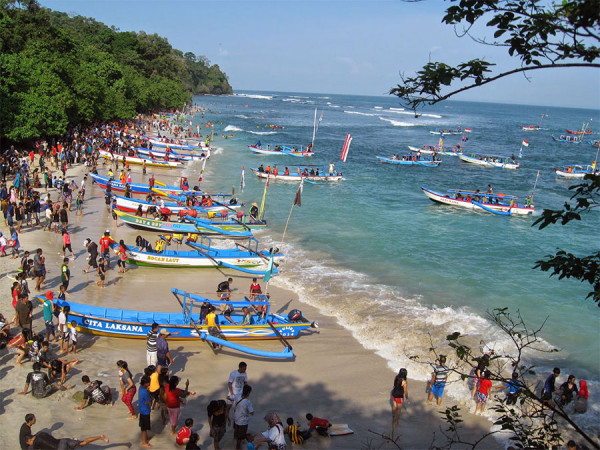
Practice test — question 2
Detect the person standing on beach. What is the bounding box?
[207,400,227,450]
[474,370,493,414]
[233,385,254,450]
[15,292,33,341]
[33,248,45,291]
[62,228,74,259]
[156,329,174,368]
[138,376,153,448]
[471,349,493,399]
[99,230,116,269]
[96,257,106,288]
[427,355,449,406]
[146,322,159,366]
[42,291,56,342]
[165,376,194,435]
[391,368,409,429]
[60,257,71,291]
[226,362,248,425]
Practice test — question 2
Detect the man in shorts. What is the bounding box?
[75,375,114,409]
[233,385,253,450]
[33,248,45,291]
[226,362,248,425]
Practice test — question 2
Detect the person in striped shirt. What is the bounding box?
[146,322,159,366]
[427,355,449,406]
[284,417,311,444]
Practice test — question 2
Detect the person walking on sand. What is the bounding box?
[391,368,410,430]
[33,248,46,291]
[62,228,75,259]
[117,360,137,420]
[60,257,71,291]
[226,361,248,425]
[207,400,227,450]
[427,355,449,406]
[15,292,33,341]
[96,257,106,288]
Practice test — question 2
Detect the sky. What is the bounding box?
[39,0,600,109]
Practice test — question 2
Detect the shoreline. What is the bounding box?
[1,137,499,449]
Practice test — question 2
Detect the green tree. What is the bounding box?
[390,0,600,111]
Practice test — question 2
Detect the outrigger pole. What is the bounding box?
[531,170,541,202]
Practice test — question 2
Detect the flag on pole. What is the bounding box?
[522,139,530,147]
[293,179,304,207]
[263,252,274,282]
[464,128,472,133]
[340,133,352,162]
[240,167,245,191]
[198,155,207,182]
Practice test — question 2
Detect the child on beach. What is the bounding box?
[75,190,83,216]
[97,257,106,288]
[68,320,78,354]
[58,305,69,353]
[62,229,74,259]
[474,370,493,414]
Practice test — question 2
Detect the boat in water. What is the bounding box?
[566,128,593,135]
[554,164,599,179]
[552,135,582,144]
[421,187,534,215]
[458,153,520,169]
[250,166,342,182]
[376,154,440,167]
[113,193,240,217]
[407,143,464,157]
[38,289,319,359]
[247,143,315,157]
[428,127,466,136]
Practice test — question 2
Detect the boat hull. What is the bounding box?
[98,149,183,168]
[555,165,598,179]
[248,145,314,157]
[114,195,240,215]
[458,154,519,169]
[376,156,440,166]
[90,173,186,196]
[250,169,342,181]
[407,145,462,156]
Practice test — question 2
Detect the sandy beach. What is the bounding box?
[0,157,499,450]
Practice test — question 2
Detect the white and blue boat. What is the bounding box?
[421,187,535,215]
[458,152,520,169]
[376,154,440,167]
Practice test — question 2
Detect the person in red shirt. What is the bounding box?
[99,230,116,269]
[175,418,193,446]
[306,413,331,437]
[474,370,493,414]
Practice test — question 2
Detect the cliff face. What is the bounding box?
[0,1,232,141]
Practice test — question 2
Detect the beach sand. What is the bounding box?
[0,160,500,449]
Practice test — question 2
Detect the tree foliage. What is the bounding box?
[390,0,600,110]
[532,175,600,306]
[0,0,232,142]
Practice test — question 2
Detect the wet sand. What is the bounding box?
[0,159,499,449]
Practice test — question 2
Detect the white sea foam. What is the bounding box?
[233,93,274,100]
[389,107,405,111]
[344,110,376,117]
[379,117,416,127]
[224,125,243,132]
[247,131,277,135]
[373,106,383,110]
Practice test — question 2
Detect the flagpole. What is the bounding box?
[531,170,540,202]
[280,203,296,246]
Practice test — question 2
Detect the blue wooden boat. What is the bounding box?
[37,290,318,359]
[248,144,314,157]
[90,173,185,196]
[376,155,440,167]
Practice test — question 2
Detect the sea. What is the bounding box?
[180,91,598,428]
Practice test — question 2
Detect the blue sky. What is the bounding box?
[40,0,600,109]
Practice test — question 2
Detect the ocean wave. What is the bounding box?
[389,107,405,111]
[379,117,416,127]
[233,93,274,100]
[224,125,243,132]
[344,111,377,117]
[247,131,277,135]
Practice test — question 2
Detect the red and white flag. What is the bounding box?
[464,128,472,133]
[340,133,352,162]
[522,139,529,147]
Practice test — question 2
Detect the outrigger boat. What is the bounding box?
[589,140,600,148]
[113,193,240,216]
[146,137,209,152]
[458,153,519,169]
[555,164,599,179]
[407,144,464,156]
[39,289,319,359]
[114,209,263,237]
[552,135,582,144]
[522,114,546,131]
[376,154,440,167]
[247,143,315,157]
[428,128,465,136]
[91,173,193,196]
[121,236,281,272]
[566,128,593,135]
[135,147,208,162]
[250,166,342,182]
[98,149,183,168]
[421,187,535,216]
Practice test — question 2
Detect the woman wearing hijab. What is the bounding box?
[253,412,286,449]
[574,380,589,413]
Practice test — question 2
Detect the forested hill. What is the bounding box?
[0,0,232,143]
